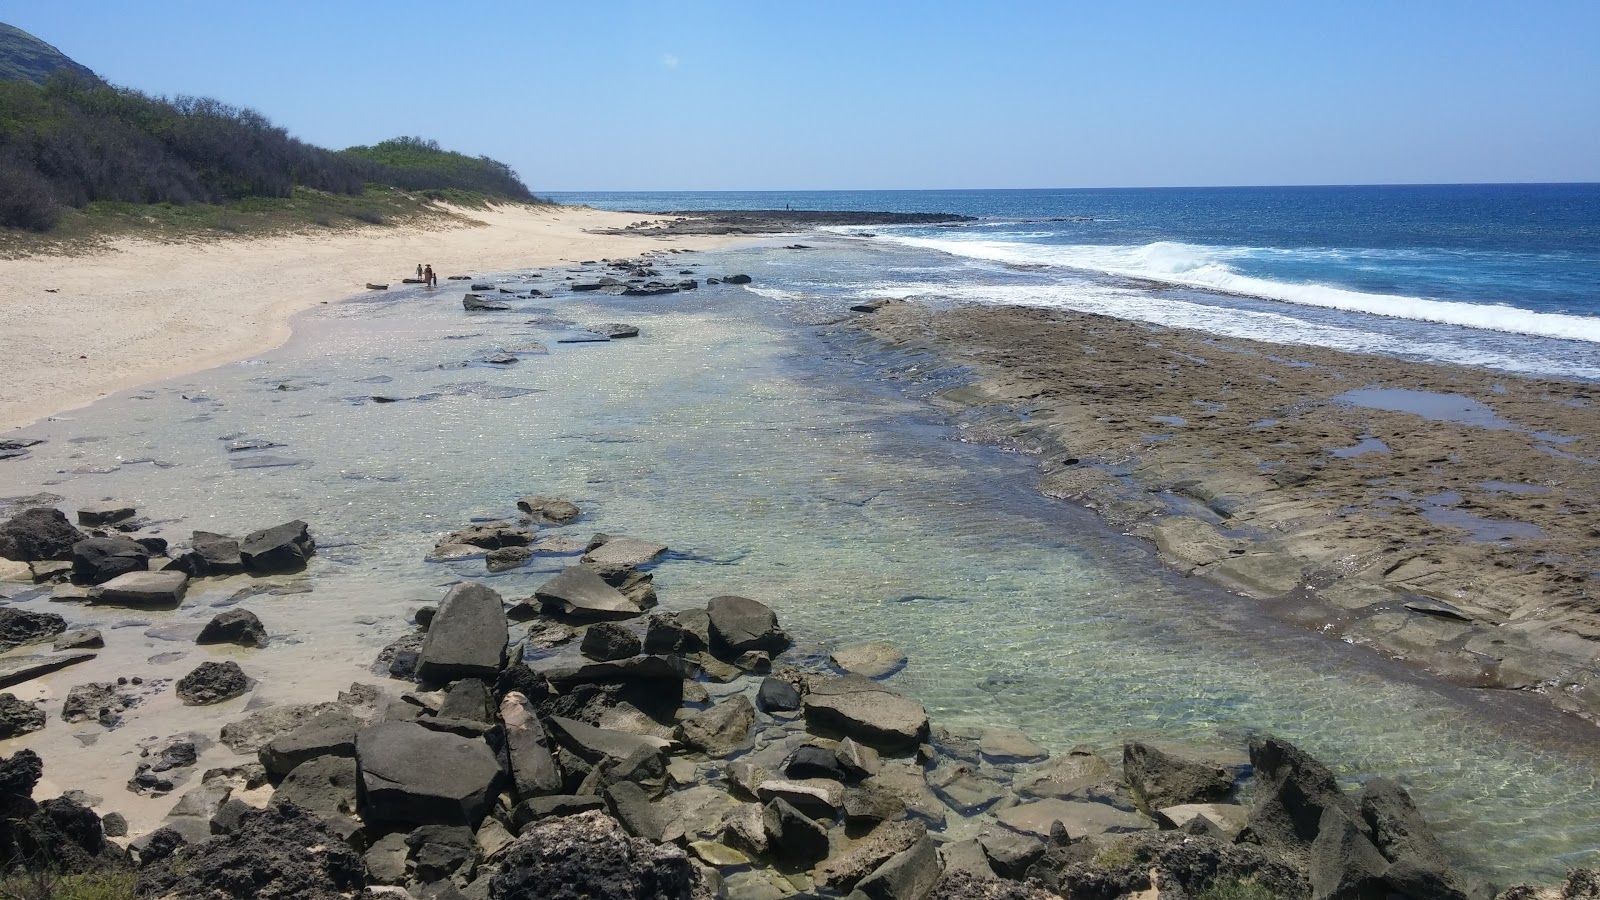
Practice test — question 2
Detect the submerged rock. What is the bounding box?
[176,661,250,706]
[517,495,581,524]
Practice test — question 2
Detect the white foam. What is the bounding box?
[878,235,1600,344]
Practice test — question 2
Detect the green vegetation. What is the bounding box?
[0,870,136,900]
[1196,878,1281,900]
[1090,837,1141,870]
[0,66,542,239]
[0,23,97,86]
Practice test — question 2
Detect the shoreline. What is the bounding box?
[0,205,749,432]
[849,300,1600,725]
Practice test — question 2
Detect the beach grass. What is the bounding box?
[0,871,136,900]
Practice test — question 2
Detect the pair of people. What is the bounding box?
[415,263,437,287]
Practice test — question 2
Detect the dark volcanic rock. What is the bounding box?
[258,710,361,779]
[174,531,245,576]
[417,582,509,683]
[1239,736,1361,863]
[239,520,315,573]
[76,501,136,527]
[90,570,188,606]
[197,609,268,647]
[61,682,132,725]
[581,622,641,661]
[0,508,85,562]
[52,628,103,651]
[355,722,501,827]
[643,610,710,655]
[1359,777,1472,900]
[71,536,150,583]
[763,797,829,869]
[136,803,365,900]
[0,608,66,652]
[1308,806,1388,900]
[516,495,581,524]
[535,566,642,620]
[0,693,44,738]
[1031,831,1306,900]
[1123,741,1235,809]
[706,595,788,655]
[757,676,802,712]
[500,692,564,801]
[176,661,250,706]
[491,809,699,900]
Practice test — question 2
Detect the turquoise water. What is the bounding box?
[3,249,1599,880]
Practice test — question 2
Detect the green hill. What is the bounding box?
[0,23,97,86]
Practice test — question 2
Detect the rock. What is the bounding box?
[830,641,907,679]
[763,797,829,869]
[1359,777,1470,899]
[785,745,850,782]
[689,839,749,867]
[71,536,150,583]
[417,582,509,683]
[1016,748,1114,799]
[355,722,501,827]
[1240,736,1360,862]
[61,681,132,725]
[0,508,86,562]
[604,778,666,841]
[706,595,788,656]
[500,692,564,801]
[0,693,44,738]
[135,802,366,899]
[1123,742,1235,809]
[535,566,641,620]
[677,695,755,757]
[516,496,580,524]
[365,831,409,884]
[173,531,246,576]
[802,674,929,752]
[492,810,699,899]
[852,834,941,900]
[90,570,188,606]
[436,522,536,553]
[258,710,360,778]
[77,501,136,526]
[581,622,641,661]
[407,823,476,882]
[837,738,882,780]
[996,798,1150,839]
[979,727,1048,765]
[722,274,753,285]
[209,797,253,834]
[756,676,802,713]
[27,560,71,583]
[101,811,127,837]
[0,608,66,651]
[509,794,606,829]
[545,715,671,765]
[819,820,928,891]
[977,827,1046,879]
[463,294,511,311]
[220,700,348,754]
[51,627,102,651]
[0,652,95,689]
[1156,803,1249,840]
[644,610,711,654]
[582,535,668,568]
[756,778,843,820]
[239,520,316,573]
[196,608,268,647]
[936,842,996,880]
[594,323,640,338]
[485,546,531,572]
[930,762,1007,815]
[176,660,250,705]
[1309,806,1389,900]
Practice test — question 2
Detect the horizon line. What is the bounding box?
[539,181,1600,193]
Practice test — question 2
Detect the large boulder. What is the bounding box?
[1123,742,1235,809]
[258,710,361,779]
[417,582,509,683]
[581,622,641,661]
[1240,736,1361,863]
[0,508,85,562]
[90,570,188,606]
[176,661,250,705]
[0,609,65,652]
[136,803,365,900]
[355,722,501,827]
[853,834,942,900]
[706,595,788,655]
[1359,778,1472,900]
[178,531,245,575]
[802,674,929,752]
[71,536,149,583]
[535,566,642,620]
[492,810,700,899]
[239,520,315,573]
[676,695,755,758]
[197,609,268,647]
[1308,806,1389,900]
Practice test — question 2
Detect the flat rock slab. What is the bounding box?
[997,798,1150,839]
[545,715,672,764]
[90,570,188,606]
[829,641,907,679]
[979,727,1049,764]
[0,651,95,689]
[417,583,508,683]
[1156,802,1249,839]
[534,566,641,620]
[356,722,501,827]
[77,501,136,526]
[581,537,667,568]
[802,674,929,753]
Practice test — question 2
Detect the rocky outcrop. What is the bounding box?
[1123,741,1236,810]
[0,508,85,561]
[0,694,45,738]
[417,582,509,683]
[240,520,315,573]
[136,803,364,899]
[492,810,702,899]
[0,608,65,652]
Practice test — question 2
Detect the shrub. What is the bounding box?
[1197,878,1280,900]
[352,209,383,225]
[0,156,61,230]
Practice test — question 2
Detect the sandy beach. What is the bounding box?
[0,205,744,431]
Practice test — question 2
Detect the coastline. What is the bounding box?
[850,300,1600,724]
[0,204,747,432]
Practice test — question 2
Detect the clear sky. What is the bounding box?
[4,1,1597,191]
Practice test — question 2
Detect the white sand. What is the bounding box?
[0,205,742,431]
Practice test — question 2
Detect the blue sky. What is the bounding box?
[4,1,1597,190]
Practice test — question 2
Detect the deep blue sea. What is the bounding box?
[547,185,1600,378]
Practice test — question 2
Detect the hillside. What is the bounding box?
[0,22,97,86]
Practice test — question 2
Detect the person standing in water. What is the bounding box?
[423,264,436,287]
[416,263,423,280]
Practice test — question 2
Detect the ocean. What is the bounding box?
[547,184,1600,378]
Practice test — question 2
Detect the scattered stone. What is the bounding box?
[830,640,907,679]
[517,496,581,524]
[71,536,150,583]
[535,565,642,620]
[196,609,268,647]
[61,682,132,725]
[802,674,929,752]
[51,628,102,651]
[706,595,788,655]
[90,570,188,606]
[417,582,509,683]
[581,622,642,661]
[486,546,532,572]
[77,501,136,527]
[677,695,755,758]
[239,520,316,573]
[0,508,86,562]
[355,722,501,827]
[0,608,66,651]
[176,660,250,706]
[0,693,45,737]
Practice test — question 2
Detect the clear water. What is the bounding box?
[3,247,1600,882]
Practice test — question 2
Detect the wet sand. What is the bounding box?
[854,301,1600,722]
[0,204,745,431]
